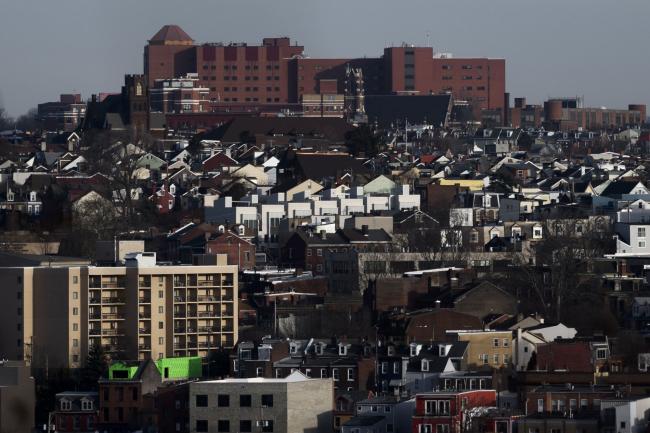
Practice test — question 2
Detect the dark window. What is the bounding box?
[240,394,252,407]
[218,394,230,407]
[131,387,138,401]
[240,420,252,432]
[196,395,208,407]
[196,420,208,432]
[261,394,273,407]
[103,388,109,401]
[218,420,230,432]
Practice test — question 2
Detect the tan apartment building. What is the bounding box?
[448,330,513,370]
[0,252,238,369]
[190,371,333,433]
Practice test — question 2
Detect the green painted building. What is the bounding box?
[108,356,202,381]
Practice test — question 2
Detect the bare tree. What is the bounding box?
[509,217,614,323]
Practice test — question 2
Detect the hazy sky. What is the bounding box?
[1,0,649,117]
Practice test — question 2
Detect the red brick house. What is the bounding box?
[205,230,255,270]
[149,185,175,214]
[54,392,99,433]
[201,151,239,173]
[412,390,497,433]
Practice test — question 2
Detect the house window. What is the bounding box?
[493,338,500,347]
[393,362,399,374]
[419,425,433,433]
[436,426,450,433]
[217,420,229,432]
[321,369,327,378]
[217,394,229,407]
[332,368,340,381]
[240,395,252,407]
[60,400,72,411]
[347,368,354,381]
[240,420,252,432]
[639,227,646,238]
[256,367,263,377]
[381,362,387,374]
[503,338,509,347]
[421,359,429,371]
[261,394,273,407]
[596,348,607,359]
[195,395,208,407]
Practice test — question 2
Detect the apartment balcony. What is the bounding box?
[101,282,123,289]
[198,311,217,318]
[139,296,151,304]
[174,296,186,302]
[173,343,185,350]
[174,327,186,333]
[89,313,101,320]
[197,295,217,302]
[198,326,219,333]
[197,280,216,287]
[102,297,125,304]
[187,327,197,333]
[138,312,150,319]
[89,329,101,336]
[102,329,123,336]
[222,295,234,301]
[89,297,101,304]
[139,327,151,334]
[138,344,151,350]
[187,295,197,302]
[198,341,212,348]
[102,345,122,352]
[222,327,234,332]
[101,313,123,320]
[174,311,187,318]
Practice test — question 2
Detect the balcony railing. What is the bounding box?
[198,311,217,317]
[102,329,123,336]
[198,326,219,333]
[138,344,151,350]
[173,343,185,349]
[89,329,101,336]
[174,327,186,333]
[139,328,151,334]
[138,312,150,319]
[139,297,151,303]
[102,313,122,320]
[197,296,217,302]
[89,298,101,304]
[102,297,125,304]
[174,296,185,302]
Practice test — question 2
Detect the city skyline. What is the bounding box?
[1,0,649,117]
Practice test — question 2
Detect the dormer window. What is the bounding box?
[81,399,93,411]
[439,345,447,357]
[289,344,298,355]
[421,359,429,372]
[60,399,72,411]
[339,344,347,356]
[30,192,37,202]
[410,344,418,357]
[387,346,395,356]
[238,225,246,236]
[218,225,225,234]
[315,344,323,355]
[7,191,14,202]
[533,226,543,239]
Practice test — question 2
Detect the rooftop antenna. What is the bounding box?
[426,31,431,48]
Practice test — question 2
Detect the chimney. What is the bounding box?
[361,224,369,235]
[320,230,327,240]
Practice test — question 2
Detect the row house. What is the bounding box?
[412,389,497,433]
[272,339,376,395]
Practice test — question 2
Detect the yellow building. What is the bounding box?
[0,252,238,369]
[438,179,486,191]
[449,330,513,369]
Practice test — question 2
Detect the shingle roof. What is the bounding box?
[149,25,193,43]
